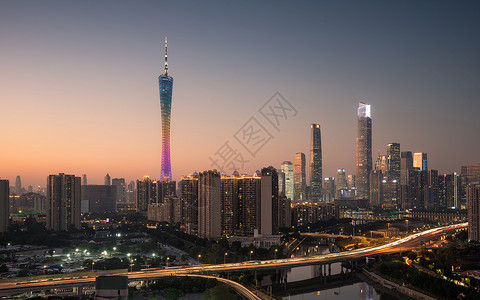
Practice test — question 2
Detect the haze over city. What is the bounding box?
[1,1,479,187]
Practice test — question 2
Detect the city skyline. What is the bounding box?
[1,1,479,187]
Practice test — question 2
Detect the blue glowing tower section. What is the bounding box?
[159,37,173,181]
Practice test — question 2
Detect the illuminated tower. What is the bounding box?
[310,124,322,202]
[159,37,173,181]
[355,102,372,199]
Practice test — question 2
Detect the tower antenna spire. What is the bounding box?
[164,36,168,75]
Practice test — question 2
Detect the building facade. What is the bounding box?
[198,170,221,239]
[281,161,294,201]
[0,180,9,233]
[467,185,480,241]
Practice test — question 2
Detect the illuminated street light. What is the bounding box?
[249,250,253,261]
[224,252,228,264]
[198,254,201,265]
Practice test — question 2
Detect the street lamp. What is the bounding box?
[296,247,300,257]
[43,265,47,275]
[130,259,134,272]
[249,250,253,261]
[198,254,201,265]
[224,252,228,264]
[166,257,170,268]
[274,249,278,259]
[91,262,95,271]
[405,219,409,233]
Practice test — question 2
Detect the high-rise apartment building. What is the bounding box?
[413,153,428,171]
[136,176,156,212]
[278,193,291,229]
[387,143,401,182]
[112,178,126,204]
[293,153,306,202]
[467,185,480,241]
[198,170,221,239]
[160,37,174,181]
[355,102,372,199]
[260,167,279,235]
[179,173,199,232]
[461,164,480,186]
[0,180,9,233]
[46,173,81,231]
[310,124,322,202]
[281,161,294,201]
[221,172,261,236]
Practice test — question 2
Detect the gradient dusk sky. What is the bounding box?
[1,1,479,187]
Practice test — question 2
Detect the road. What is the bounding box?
[0,222,466,297]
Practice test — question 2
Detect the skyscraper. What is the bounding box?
[281,161,294,201]
[293,153,306,202]
[46,173,81,231]
[159,37,173,181]
[355,102,372,199]
[15,176,22,195]
[310,124,322,202]
[180,173,199,233]
[81,174,88,186]
[335,169,347,198]
[0,180,9,233]
[104,173,111,185]
[467,185,480,241]
[413,152,428,171]
[112,178,126,203]
[387,143,400,182]
[400,151,413,186]
[198,170,221,239]
[260,167,279,235]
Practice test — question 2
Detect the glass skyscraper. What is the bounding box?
[310,124,322,202]
[355,102,372,199]
[159,37,173,181]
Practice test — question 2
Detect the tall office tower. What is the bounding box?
[400,151,414,185]
[438,173,462,209]
[413,153,428,171]
[355,102,372,199]
[15,176,22,195]
[278,193,291,228]
[126,181,136,204]
[136,175,156,212]
[81,174,87,186]
[0,180,9,233]
[461,164,480,186]
[387,143,400,182]
[375,155,389,176]
[423,170,439,210]
[112,178,126,203]
[369,170,382,207]
[347,174,356,188]
[335,169,348,198]
[27,185,33,193]
[323,177,335,203]
[221,172,261,236]
[104,173,111,185]
[46,173,81,231]
[277,169,286,195]
[260,167,279,235]
[467,185,480,241]
[180,173,199,232]
[81,185,117,213]
[382,179,399,209]
[310,124,322,202]
[159,37,174,181]
[293,153,306,202]
[281,161,294,200]
[198,170,221,239]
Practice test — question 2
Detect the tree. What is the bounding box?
[0,264,8,273]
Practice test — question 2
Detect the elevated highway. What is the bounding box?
[0,222,466,297]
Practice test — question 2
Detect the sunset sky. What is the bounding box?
[1,1,479,188]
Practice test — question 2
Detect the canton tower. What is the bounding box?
[159,37,173,181]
